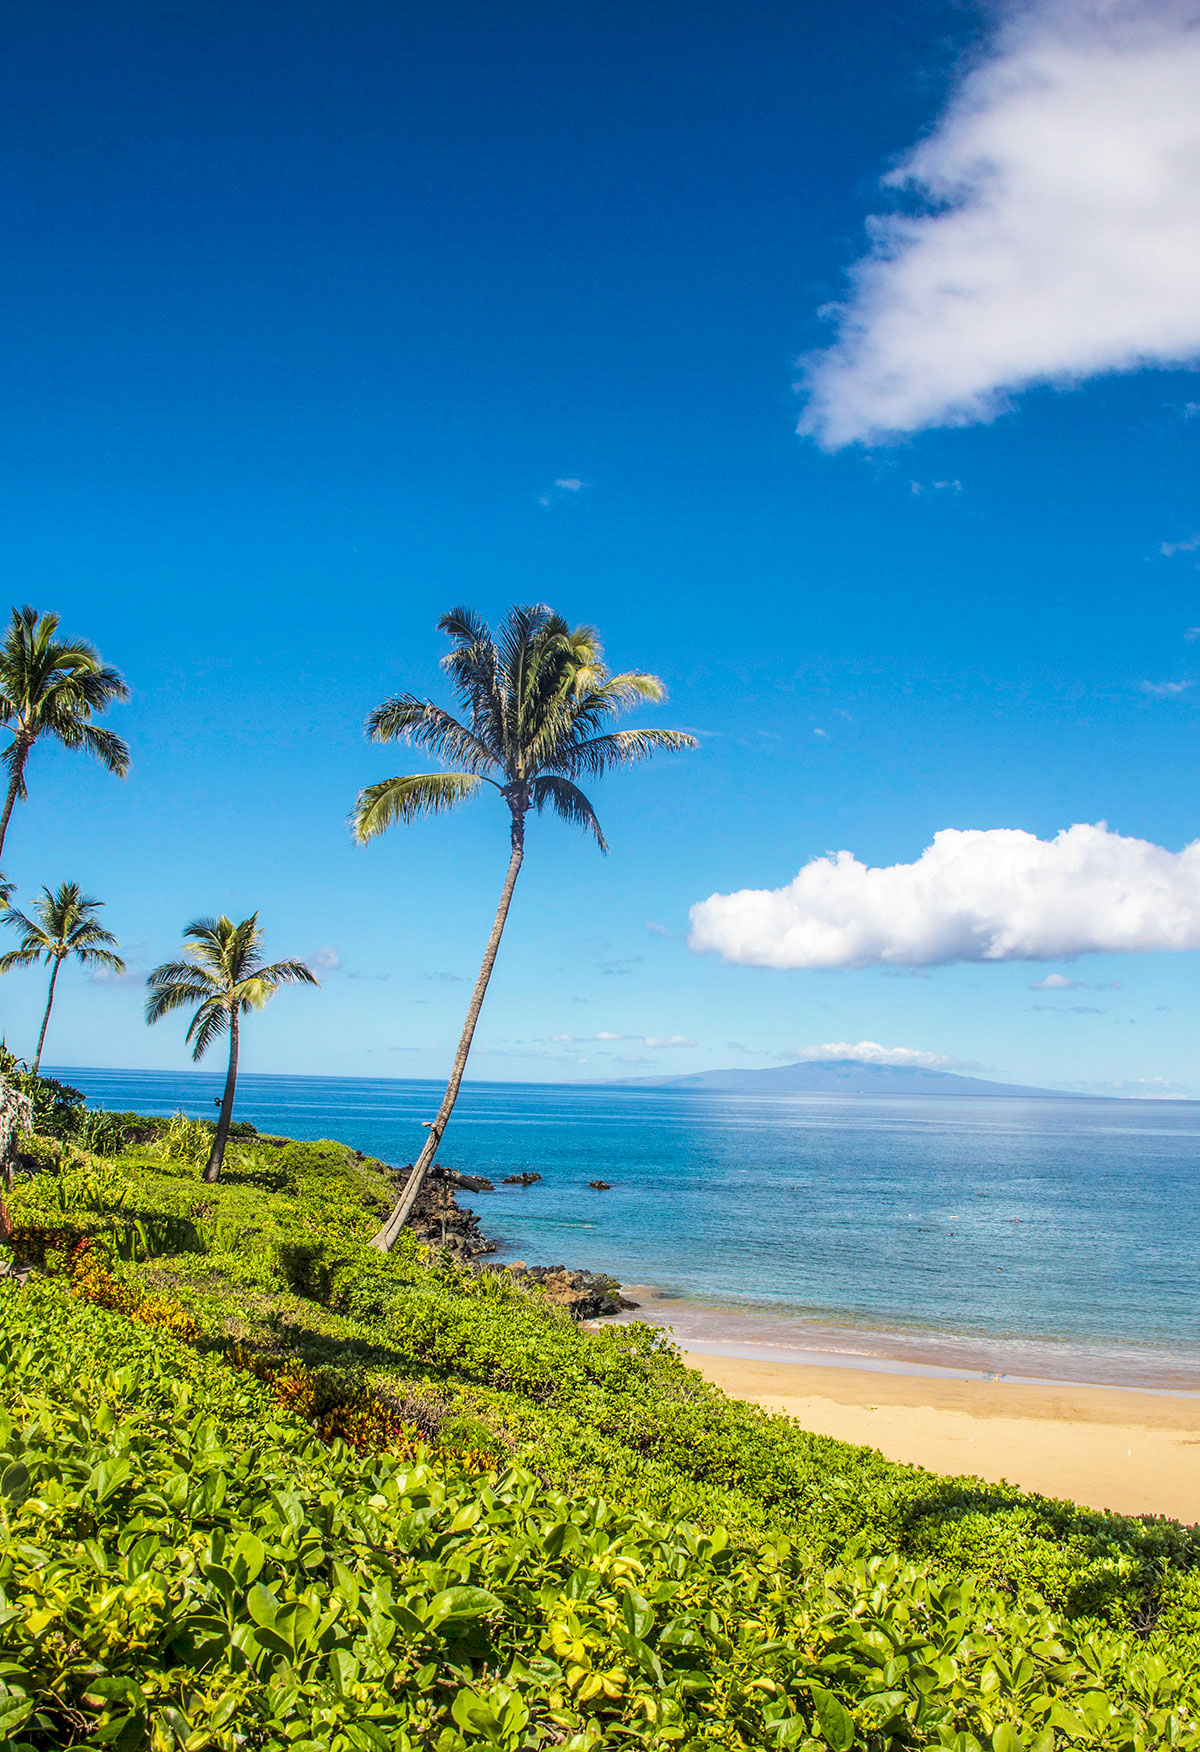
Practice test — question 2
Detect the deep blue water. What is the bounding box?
[50,1066,1200,1386]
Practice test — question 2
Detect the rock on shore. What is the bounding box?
[399,1164,636,1317]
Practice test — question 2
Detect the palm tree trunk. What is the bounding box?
[32,955,61,1074]
[370,811,526,1252]
[0,743,28,865]
[204,1010,240,1183]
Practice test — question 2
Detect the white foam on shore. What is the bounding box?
[609,1284,1200,1397]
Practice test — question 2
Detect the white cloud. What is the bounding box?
[1162,533,1200,556]
[310,946,342,971]
[1029,972,1083,988]
[550,1030,697,1048]
[784,1040,960,1069]
[799,0,1200,447]
[1139,678,1193,695]
[538,477,590,506]
[688,822,1200,969]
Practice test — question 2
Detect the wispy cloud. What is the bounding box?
[1162,534,1200,557]
[645,920,675,938]
[1028,973,1083,990]
[537,477,590,507]
[309,946,342,972]
[690,822,1200,970]
[911,479,963,496]
[425,970,468,983]
[550,1030,697,1049]
[799,0,1200,446]
[1139,679,1193,696]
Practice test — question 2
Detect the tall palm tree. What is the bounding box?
[144,915,318,1182]
[353,603,696,1252]
[0,605,130,862]
[0,883,125,1073]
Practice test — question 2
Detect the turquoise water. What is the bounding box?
[52,1066,1200,1388]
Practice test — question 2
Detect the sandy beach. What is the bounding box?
[686,1350,1200,1523]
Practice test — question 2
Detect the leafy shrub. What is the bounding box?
[0,1044,84,1139]
[158,1109,212,1171]
[0,1279,1197,1752]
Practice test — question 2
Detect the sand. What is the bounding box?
[684,1350,1200,1523]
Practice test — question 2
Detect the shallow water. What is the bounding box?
[54,1066,1200,1389]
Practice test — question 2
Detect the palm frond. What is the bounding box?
[0,947,45,973]
[185,1000,230,1062]
[143,977,213,1025]
[366,695,496,774]
[77,946,126,973]
[529,776,608,851]
[68,723,131,776]
[545,727,698,779]
[255,958,321,988]
[352,772,484,842]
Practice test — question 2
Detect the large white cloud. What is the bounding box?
[799,0,1200,447]
[688,822,1200,969]
[785,1041,960,1068]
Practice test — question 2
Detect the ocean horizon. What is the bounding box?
[49,1064,1200,1393]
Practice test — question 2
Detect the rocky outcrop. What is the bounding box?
[501,1172,542,1186]
[404,1167,496,1258]
[503,1264,638,1319]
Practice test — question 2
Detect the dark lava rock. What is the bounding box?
[588,1180,611,1191]
[501,1172,542,1186]
[429,1166,495,1193]
[512,1264,638,1319]
[404,1167,496,1258]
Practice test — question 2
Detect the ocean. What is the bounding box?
[50,1065,1200,1391]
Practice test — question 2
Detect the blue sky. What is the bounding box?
[4,0,1200,1094]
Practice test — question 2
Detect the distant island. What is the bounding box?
[612,1058,1081,1098]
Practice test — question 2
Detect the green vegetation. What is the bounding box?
[0,603,129,864]
[352,604,696,1251]
[0,883,125,1072]
[144,914,319,1183]
[1,1103,1198,1750]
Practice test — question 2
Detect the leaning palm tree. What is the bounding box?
[0,883,125,1072]
[144,915,318,1182]
[354,603,696,1251]
[0,605,130,862]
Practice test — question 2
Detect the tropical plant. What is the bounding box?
[0,1043,85,1139]
[143,915,318,1182]
[353,603,696,1250]
[0,884,125,1073]
[0,606,130,862]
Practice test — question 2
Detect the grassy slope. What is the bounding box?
[2,1126,1199,1750]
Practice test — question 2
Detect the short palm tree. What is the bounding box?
[354,603,696,1251]
[0,883,125,1073]
[144,915,319,1182]
[0,605,130,862]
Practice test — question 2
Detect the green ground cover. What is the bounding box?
[1,1121,1198,1749]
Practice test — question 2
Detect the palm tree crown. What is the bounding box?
[0,605,130,861]
[0,882,125,1072]
[352,603,696,851]
[144,914,318,1060]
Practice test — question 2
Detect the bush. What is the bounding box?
[0,1279,1197,1752]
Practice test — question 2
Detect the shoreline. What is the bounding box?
[609,1282,1200,1396]
[682,1349,1200,1522]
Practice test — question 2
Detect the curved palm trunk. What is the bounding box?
[204,1009,240,1183]
[31,954,62,1074]
[370,813,526,1252]
[0,742,29,865]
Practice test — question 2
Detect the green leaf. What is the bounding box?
[247,1582,280,1627]
[812,1686,855,1752]
[427,1586,504,1627]
[0,1464,29,1506]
